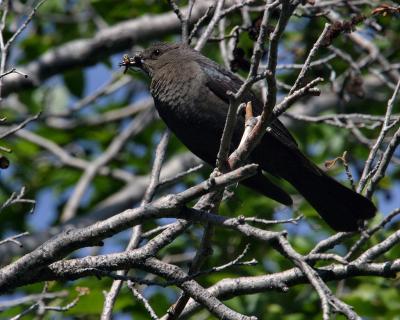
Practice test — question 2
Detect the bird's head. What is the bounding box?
[120,42,183,77]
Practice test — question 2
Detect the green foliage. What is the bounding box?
[63,69,86,98]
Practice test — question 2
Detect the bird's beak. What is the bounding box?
[119,53,144,73]
[132,53,144,67]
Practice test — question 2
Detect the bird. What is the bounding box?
[120,42,376,232]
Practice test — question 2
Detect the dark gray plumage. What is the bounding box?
[123,42,376,231]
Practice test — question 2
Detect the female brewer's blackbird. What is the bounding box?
[121,42,376,231]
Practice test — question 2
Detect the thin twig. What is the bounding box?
[61,109,154,221]
[0,232,29,247]
[188,5,214,44]
[289,23,331,94]
[346,208,400,260]
[15,128,135,182]
[0,0,47,100]
[242,214,304,226]
[0,113,40,139]
[359,78,400,194]
[195,0,225,51]
[128,281,159,320]
[101,130,170,320]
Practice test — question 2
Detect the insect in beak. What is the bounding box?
[119,54,143,73]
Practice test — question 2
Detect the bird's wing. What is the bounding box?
[196,58,298,149]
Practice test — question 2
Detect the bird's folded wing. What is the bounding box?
[197,58,298,150]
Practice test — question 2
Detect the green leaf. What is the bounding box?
[63,69,86,98]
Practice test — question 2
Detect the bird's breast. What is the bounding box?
[150,70,227,164]
[150,64,201,107]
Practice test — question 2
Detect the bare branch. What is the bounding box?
[358,78,400,193]
[195,0,225,51]
[61,109,154,221]
[0,232,29,247]
[101,130,170,319]
[0,113,40,139]
[128,281,159,320]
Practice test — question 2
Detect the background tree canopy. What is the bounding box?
[0,0,399,319]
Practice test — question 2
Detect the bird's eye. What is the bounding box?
[152,49,161,57]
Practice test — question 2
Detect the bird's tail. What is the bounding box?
[282,158,376,231]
